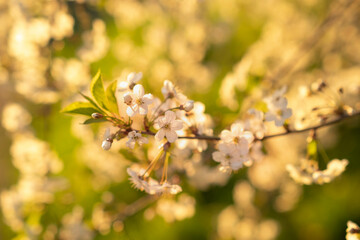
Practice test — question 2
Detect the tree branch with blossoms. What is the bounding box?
[62,71,360,195]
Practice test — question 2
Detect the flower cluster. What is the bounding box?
[154,111,183,143]
[127,168,182,195]
[286,158,349,185]
[213,122,255,172]
[62,70,358,198]
[99,72,202,194]
[264,87,293,127]
[211,87,295,172]
[346,221,360,240]
[2,0,360,238]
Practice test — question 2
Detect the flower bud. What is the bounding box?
[124,93,132,105]
[183,100,194,112]
[102,139,112,151]
[91,113,103,119]
[163,141,171,151]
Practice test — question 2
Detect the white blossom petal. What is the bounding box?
[282,108,293,119]
[133,84,145,97]
[138,137,149,145]
[155,129,165,141]
[231,123,244,135]
[241,131,254,143]
[265,112,276,122]
[164,111,176,122]
[165,130,178,143]
[126,140,135,149]
[212,151,224,162]
[126,106,135,117]
[274,118,285,127]
[139,106,148,115]
[171,120,183,131]
[220,130,232,142]
[142,94,153,104]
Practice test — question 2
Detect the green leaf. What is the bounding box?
[119,149,139,162]
[61,102,100,116]
[106,80,119,114]
[79,92,105,114]
[90,69,108,111]
[307,139,318,160]
[255,101,268,112]
[82,118,108,125]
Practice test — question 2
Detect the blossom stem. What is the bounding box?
[102,114,127,126]
[142,149,164,177]
[114,195,158,222]
[160,152,169,183]
[318,140,330,164]
[149,96,171,122]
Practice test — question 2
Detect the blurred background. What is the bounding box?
[0,0,360,239]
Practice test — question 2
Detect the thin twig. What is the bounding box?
[266,0,360,84]
[262,111,360,140]
[137,112,359,142]
[114,195,158,222]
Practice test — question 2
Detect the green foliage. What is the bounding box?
[63,71,120,126]
[61,101,99,117]
[106,80,120,115]
[90,69,111,112]
[82,118,108,125]
[119,149,140,163]
[307,139,318,160]
[79,92,105,114]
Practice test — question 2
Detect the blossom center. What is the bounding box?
[136,98,144,105]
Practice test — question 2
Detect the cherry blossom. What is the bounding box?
[127,168,149,191]
[183,100,194,112]
[161,80,187,104]
[264,87,293,127]
[123,93,132,105]
[101,128,112,151]
[220,122,254,152]
[286,158,349,185]
[118,72,143,92]
[126,167,181,195]
[154,111,183,143]
[265,100,292,127]
[127,167,160,194]
[346,221,360,240]
[126,84,154,117]
[156,182,182,195]
[126,131,148,149]
[212,143,248,171]
[245,109,266,139]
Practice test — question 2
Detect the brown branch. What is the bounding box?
[138,112,360,142]
[262,111,360,140]
[265,0,360,84]
[178,135,220,140]
[114,195,158,222]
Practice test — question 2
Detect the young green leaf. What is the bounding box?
[82,118,108,125]
[119,149,139,163]
[79,92,105,114]
[90,69,108,111]
[106,80,119,115]
[61,102,100,117]
[307,139,318,160]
